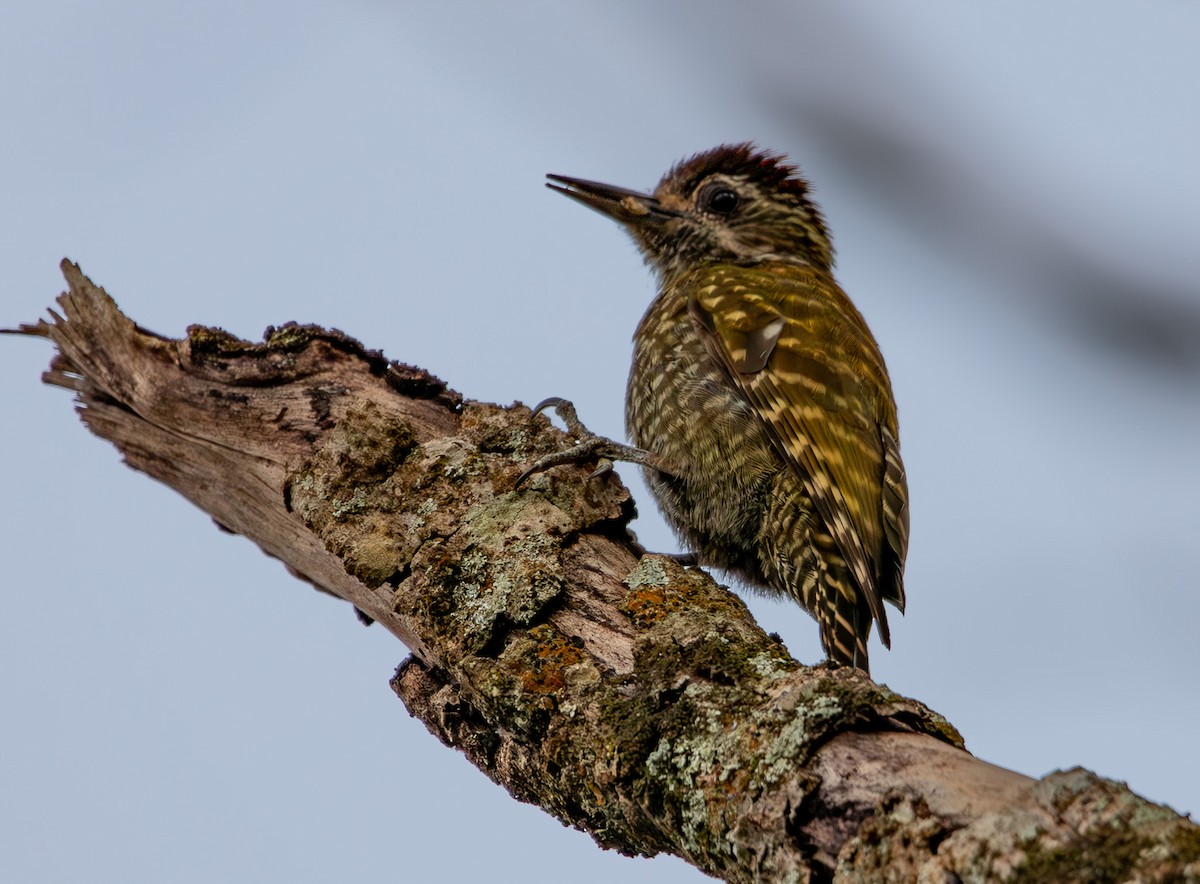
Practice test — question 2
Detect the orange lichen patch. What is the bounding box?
[622,585,685,625]
[513,624,587,694]
[621,556,752,629]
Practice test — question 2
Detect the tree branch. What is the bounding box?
[9,260,1198,882]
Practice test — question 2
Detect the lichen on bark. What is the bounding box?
[14,260,1199,884]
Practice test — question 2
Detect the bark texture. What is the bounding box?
[9,260,1199,883]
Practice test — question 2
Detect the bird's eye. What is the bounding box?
[702,185,739,215]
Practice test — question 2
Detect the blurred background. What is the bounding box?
[2,2,1197,881]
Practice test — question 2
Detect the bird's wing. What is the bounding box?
[688,264,907,639]
[880,423,908,611]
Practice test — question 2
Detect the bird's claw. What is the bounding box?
[531,396,566,417]
[517,398,670,488]
[515,433,620,489]
[531,396,590,438]
[588,459,614,480]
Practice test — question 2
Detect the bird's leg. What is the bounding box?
[516,397,680,488]
[622,529,699,569]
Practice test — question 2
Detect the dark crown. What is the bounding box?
[662,143,818,208]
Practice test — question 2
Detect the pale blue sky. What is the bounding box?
[3,3,1198,881]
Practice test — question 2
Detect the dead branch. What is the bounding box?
[8,260,1197,883]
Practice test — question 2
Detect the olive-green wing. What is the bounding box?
[688,265,907,640]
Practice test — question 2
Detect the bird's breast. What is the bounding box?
[626,291,780,573]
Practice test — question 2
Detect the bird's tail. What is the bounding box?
[817,562,872,675]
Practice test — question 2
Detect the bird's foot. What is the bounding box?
[516,397,675,488]
[663,551,699,566]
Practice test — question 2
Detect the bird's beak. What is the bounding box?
[546,174,677,227]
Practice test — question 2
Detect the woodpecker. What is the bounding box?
[532,144,908,674]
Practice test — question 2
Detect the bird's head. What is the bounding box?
[547,143,834,280]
